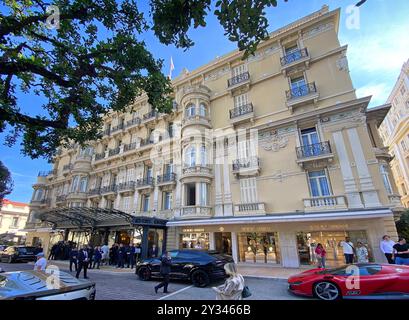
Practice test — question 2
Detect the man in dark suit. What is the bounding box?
[76,245,90,279]
[69,246,78,272]
[127,243,136,269]
[154,251,172,294]
[117,243,126,268]
[149,244,159,258]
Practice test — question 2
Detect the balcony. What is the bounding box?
[135,177,154,191]
[182,114,212,130]
[373,147,393,161]
[140,138,154,148]
[108,147,120,157]
[142,110,158,124]
[179,206,213,219]
[388,194,404,208]
[62,164,73,174]
[126,117,141,129]
[100,184,117,195]
[111,123,124,134]
[229,103,254,125]
[101,128,111,137]
[123,142,137,153]
[232,156,260,177]
[117,181,136,193]
[156,173,176,187]
[295,141,334,169]
[227,72,250,92]
[280,48,310,75]
[181,165,213,181]
[88,188,101,197]
[303,195,347,212]
[66,192,88,201]
[56,194,67,203]
[285,82,319,112]
[234,202,265,216]
[94,152,106,161]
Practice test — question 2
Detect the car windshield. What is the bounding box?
[18,247,34,254]
[318,264,382,276]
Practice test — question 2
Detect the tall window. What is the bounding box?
[70,176,79,192]
[199,183,209,206]
[186,104,196,117]
[290,76,307,97]
[239,178,257,203]
[146,167,153,181]
[199,103,207,117]
[308,170,331,197]
[380,164,393,194]
[234,93,248,108]
[200,145,207,166]
[123,196,131,211]
[185,183,196,206]
[35,188,44,201]
[143,195,150,212]
[79,177,88,192]
[12,217,19,228]
[232,64,247,77]
[185,146,196,167]
[163,192,172,210]
[168,122,175,138]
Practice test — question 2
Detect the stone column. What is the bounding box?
[231,232,238,263]
[209,232,216,250]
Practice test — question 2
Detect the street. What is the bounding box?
[0,262,306,300]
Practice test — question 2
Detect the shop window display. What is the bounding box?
[238,232,280,264]
[180,233,209,250]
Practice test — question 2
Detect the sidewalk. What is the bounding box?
[47,260,310,279]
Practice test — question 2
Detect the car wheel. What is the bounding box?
[137,267,151,281]
[191,270,210,288]
[313,281,341,301]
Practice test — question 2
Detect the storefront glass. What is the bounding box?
[147,228,164,257]
[179,232,209,250]
[238,232,280,264]
[297,230,372,267]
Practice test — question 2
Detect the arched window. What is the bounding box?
[199,103,207,117]
[185,146,196,167]
[186,104,196,117]
[79,177,88,193]
[200,145,207,166]
[70,176,80,192]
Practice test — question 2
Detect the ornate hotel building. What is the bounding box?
[26,6,402,268]
[379,59,409,209]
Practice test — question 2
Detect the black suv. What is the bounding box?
[136,250,234,287]
[0,246,37,263]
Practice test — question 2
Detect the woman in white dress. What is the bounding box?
[212,263,245,300]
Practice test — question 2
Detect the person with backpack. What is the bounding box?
[212,263,246,300]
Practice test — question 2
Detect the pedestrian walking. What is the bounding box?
[315,243,327,268]
[393,238,409,265]
[380,235,395,264]
[34,252,47,271]
[92,246,102,269]
[69,246,78,272]
[154,251,172,294]
[339,237,355,264]
[76,245,90,279]
[212,263,245,300]
[356,242,369,263]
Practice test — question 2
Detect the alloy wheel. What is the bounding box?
[314,282,340,300]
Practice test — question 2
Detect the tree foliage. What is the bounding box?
[396,210,409,240]
[0,161,13,208]
[0,0,291,160]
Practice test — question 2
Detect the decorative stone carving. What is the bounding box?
[259,130,289,151]
[336,53,349,72]
[303,22,335,40]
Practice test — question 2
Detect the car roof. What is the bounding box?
[0,270,94,300]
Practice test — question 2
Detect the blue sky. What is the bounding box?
[1,0,408,203]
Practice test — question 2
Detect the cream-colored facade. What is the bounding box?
[0,199,29,244]
[27,6,401,267]
[379,59,409,209]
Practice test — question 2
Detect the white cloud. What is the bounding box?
[344,22,409,76]
[356,82,391,106]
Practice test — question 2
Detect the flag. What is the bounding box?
[169,56,175,79]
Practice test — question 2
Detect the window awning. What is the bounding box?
[37,207,135,229]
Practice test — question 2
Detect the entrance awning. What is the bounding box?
[37,207,134,230]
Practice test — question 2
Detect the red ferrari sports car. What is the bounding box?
[288,263,409,300]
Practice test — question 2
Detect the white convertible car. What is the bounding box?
[0,269,96,300]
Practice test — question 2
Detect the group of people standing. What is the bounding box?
[108,243,142,268]
[314,235,409,268]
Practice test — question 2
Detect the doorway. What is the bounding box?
[215,232,232,255]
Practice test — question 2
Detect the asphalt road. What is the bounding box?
[0,262,306,300]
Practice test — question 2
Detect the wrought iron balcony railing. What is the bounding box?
[126,118,141,128]
[229,103,253,119]
[94,152,106,161]
[100,184,117,194]
[88,188,101,196]
[111,123,124,133]
[140,138,154,147]
[117,181,135,191]
[280,48,309,66]
[62,164,73,171]
[286,82,317,100]
[157,173,176,184]
[227,71,250,87]
[136,177,154,187]
[296,141,332,159]
[108,147,120,157]
[232,156,260,171]
[143,110,157,121]
[56,194,67,202]
[123,142,137,152]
